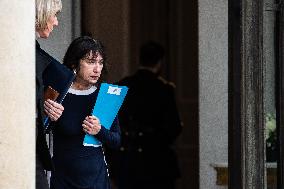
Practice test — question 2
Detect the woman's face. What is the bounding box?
[37,14,58,39]
[76,51,104,87]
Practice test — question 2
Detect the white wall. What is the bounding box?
[0,0,35,188]
[199,0,228,188]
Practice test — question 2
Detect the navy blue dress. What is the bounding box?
[50,86,121,189]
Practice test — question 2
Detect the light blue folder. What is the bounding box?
[83,83,128,147]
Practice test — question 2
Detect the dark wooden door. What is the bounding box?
[128,1,199,189]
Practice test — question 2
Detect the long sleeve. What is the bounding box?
[158,84,182,145]
[95,117,121,149]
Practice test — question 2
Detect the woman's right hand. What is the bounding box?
[82,115,101,135]
[44,99,64,121]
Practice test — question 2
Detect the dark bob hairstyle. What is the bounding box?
[63,36,107,75]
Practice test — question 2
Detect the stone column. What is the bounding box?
[229,0,266,188]
[0,0,35,188]
[199,0,229,188]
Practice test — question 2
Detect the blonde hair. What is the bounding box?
[36,0,62,30]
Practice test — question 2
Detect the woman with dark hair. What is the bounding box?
[50,36,121,189]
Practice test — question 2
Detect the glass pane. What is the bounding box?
[263,0,277,188]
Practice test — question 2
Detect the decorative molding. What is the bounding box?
[267,167,277,188]
[212,163,276,186]
[211,163,228,186]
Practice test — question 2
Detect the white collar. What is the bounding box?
[68,85,97,95]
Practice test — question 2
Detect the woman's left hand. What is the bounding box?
[82,115,101,135]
